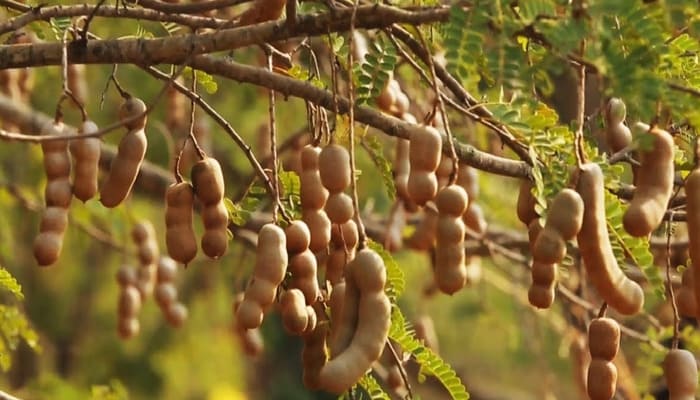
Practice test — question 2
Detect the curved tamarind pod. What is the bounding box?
[576,163,644,315]
[517,180,538,225]
[622,125,674,237]
[100,98,148,208]
[70,120,101,201]
[319,249,390,394]
[686,167,700,318]
[164,182,198,264]
[663,349,698,399]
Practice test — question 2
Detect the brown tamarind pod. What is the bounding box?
[285,220,311,255]
[100,97,148,208]
[237,0,286,26]
[157,256,178,283]
[663,348,698,399]
[165,182,198,265]
[434,186,469,295]
[622,125,674,237]
[164,302,188,328]
[576,163,644,315]
[517,179,538,225]
[587,359,618,400]
[463,204,487,236]
[192,157,229,259]
[325,193,354,224]
[303,209,331,253]
[280,289,309,335]
[70,120,101,202]
[155,283,178,308]
[407,205,438,251]
[588,318,620,361]
[407,171,439,206]
[33,207,68,266]
[319,144,351,193]
[118,285,142,318]
[604,98,632,153]
[67,64,87,106]
[116,265,137,287]
[686,167,700,318]
[528,284,555,309]
[117,317,140,340]
[408,125,442,171]
[527,219,544,250]
[676,268,696,318]
[232,293,265,357]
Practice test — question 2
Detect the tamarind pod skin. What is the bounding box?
[117,317,140,339]
[576,163,644,315]
[408,125,442,171]
[588,318,620,361]
[586,359,617,400]
[70,120,101,202]
[330,219,359,250]
[329,277,360,356]
[325,192,354,224]
[407,171,438,206]
[301,145,321,171]
[622,127,674,237]
[165,182,198,264]
[191,157,225,205]
[516,180,538,225]
[116,265,137,287]
[99,128,147,208]
[118,96,148,130]
[303,209,331,253]
[527,284,555,309]
[280,289,309,335]
[288,250,320,304]
[285,220,311,255]
[408,206,438,251]
[546,188,585,239]
[663,349,698,397]
[319,144,351,193]
[532,227,567,264]
[435,185,469,217]
[119,285,143,317]
[319,292,391,394]
[300,170,328,210]
[463,203,487,236]
[686,169,700,319]
[164,302,188,328]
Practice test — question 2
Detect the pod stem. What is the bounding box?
[56,28,87,123]
[573,38,588,169]
[386,339,414,398]
[187,67,206,161]
[666,215,680,350]
[415,27,458,186]
[597,302,608,318]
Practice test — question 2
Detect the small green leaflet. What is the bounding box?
[361,134,396,202]
[0,267,22,300]
[367,239,405,303]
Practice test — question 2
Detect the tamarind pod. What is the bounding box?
[236,299,264,330]
[303,209,331,253]
[546,188,585,239]
[303,306,318,335]
[434,243,467,295]
[436,156,454,189]
[191,157,225,205]
[116,265,137,287]
[407,206,438,251]
[527,219,543,251]
[326,247,353,286]
[435,185,469,217]
[302,321,329,390]
[463,203,487,236]
[254,224,288,283]
[300,170,328,210]
[33,207,68,266]
[436,217,466,244]
[301,145,321,171]
[70,120,101,202]
[117,96,148,131]
[588,318,620,361]
[67,64,87,105]
[330,220,359,251]
[686,169,700,318]
[118,285,143,317]
[408,125,442,171]
[532,227,567,264]
[136,263,157,298]
[516,180,538,225]
[325,192,354,224]
[164,302,188,328]
[43,153,71,179]
[329,277,359,356]
[527,284,555,309]
[200,201,229,259]
[285,220,311,255]
[319,292,391,394]
[376,79,397,113]
[406,171,439,206]
[45,178,73,208]
[288,250,320,304]
[319,144,351,193]
[164,182,197,264]
[99,128,147,208]
[117,317,140,339]
[663,349,698,398]
[394,90,409,117]
[132,221,159,266]
[531,261,556,286]
[576,163,644,315]
[622,126,674,237]
[280,289,309,335]
[232,293,265,357]
[155,283,178,308]
[676,268,696,318]
[604,98,632,152]
[586,359,617,400]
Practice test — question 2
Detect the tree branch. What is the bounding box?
[0,5,451,68]
[189,55,531,178]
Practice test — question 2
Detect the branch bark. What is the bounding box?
[0,5,450,68]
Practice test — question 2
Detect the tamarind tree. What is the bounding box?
[1,0,700,399]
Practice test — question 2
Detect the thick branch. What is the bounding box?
[190,55,530,178]
[0,5,450,68]
[0,4,225,34]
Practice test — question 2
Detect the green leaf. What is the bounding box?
[354,374,391,400]
[361,134,396,202]
[389,307,469,399]
[367,239,404,303]
[355,36,397,105]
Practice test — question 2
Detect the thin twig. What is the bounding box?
[188,67,206,160]
[386,340,413,399]
[267,52,282,224]
[666,214,680,349]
